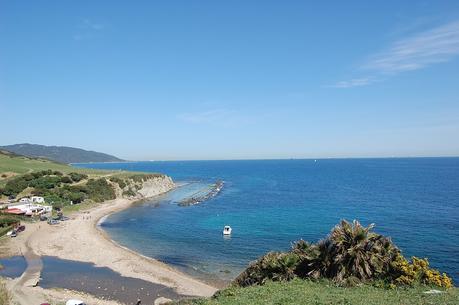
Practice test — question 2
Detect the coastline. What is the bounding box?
[3,180,218,304]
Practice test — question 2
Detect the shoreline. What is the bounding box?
[2,182,218,304]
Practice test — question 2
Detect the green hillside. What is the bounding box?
[177,279,458,305]
[0,150,107,181]
[0,143,124,164]
[0,150,162,209]
[0,150,85,175]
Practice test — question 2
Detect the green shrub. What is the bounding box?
[57,187,86,204]
[69,172,88,182]
[28,175,62,189]
[60,176,73,184]
[85,178,116,202]
[129,173,163,183]
[122,188,136,197]
[0,216,21,227]
[234,252,299,287]
[2,177,28,196]
[0,170,70,196]
[109,177,127,189]
[390,254,453,288]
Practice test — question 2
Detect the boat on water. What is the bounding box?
[223,225,232,235]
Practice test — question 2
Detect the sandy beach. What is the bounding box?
[2,184,218,304]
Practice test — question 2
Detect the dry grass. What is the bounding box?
[0,280,12,305]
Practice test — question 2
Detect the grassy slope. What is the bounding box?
[0,151,71,174]
[178,279,458,305]
[0,150,106,176]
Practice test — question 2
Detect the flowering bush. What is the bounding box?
[391,254,453,288]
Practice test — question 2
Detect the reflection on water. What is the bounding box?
[40,256,184,304]
[0,256,27,279]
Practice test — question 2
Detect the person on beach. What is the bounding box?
[136,299,141,305]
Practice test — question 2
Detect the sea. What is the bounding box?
[74,158,459,283]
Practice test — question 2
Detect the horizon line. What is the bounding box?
[72,155,459,164]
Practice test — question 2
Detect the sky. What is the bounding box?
[1,1,459,160]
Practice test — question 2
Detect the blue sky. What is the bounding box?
[1,1,459,160]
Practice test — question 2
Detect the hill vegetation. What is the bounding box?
[0,143,124,164]
[0,150,164,208]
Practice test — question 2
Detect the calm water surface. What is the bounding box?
[75,158,459,283]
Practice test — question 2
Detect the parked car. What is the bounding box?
[48,219,60,225]
[40,215,48,221]
[16,225,25,232]
[66,300,86,305]
[10,231,17,238]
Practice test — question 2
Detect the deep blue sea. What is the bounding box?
[75,158,459,283]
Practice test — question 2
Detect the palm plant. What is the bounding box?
[233,251,300,287]
[292,239,333,279]
[233,219,402,288]
[328,220,399,283]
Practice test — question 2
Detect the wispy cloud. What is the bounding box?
[73,19,105,41]
[177,109,251,127]
[365,20,459,73]
[330,77,374,88]
[333,20,459,88]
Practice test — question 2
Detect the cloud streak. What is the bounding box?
[334,20,459,88]
[331,77,374,88]
[365,20,459,73]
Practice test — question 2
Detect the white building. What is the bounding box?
[31,196,45,203]
[7,203,52,214]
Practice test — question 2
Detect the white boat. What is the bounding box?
[223,225,232,235]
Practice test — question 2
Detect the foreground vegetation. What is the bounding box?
[178,220,456,305]
[234,220,453,289]
[177,278,458,305]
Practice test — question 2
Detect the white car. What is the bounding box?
[66,300,86,305]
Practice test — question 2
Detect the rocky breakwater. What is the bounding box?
[178,180,224,206]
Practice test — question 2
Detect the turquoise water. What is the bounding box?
[75,158,459,283]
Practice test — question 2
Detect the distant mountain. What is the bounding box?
[0,143,124,164]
